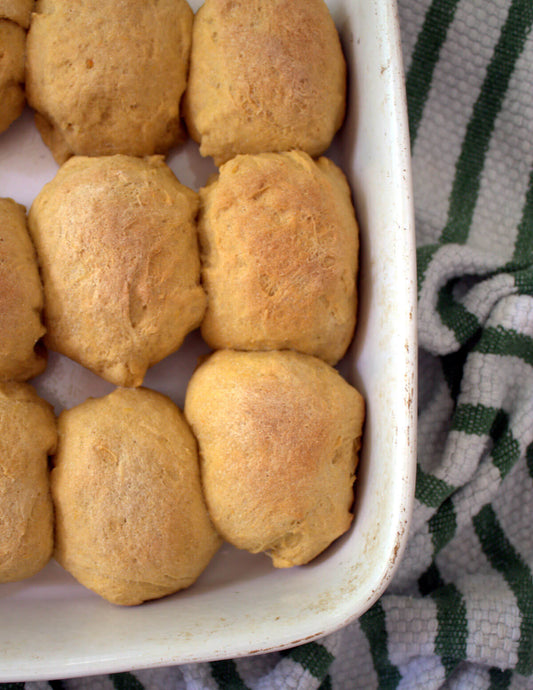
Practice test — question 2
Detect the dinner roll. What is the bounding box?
[0,382,57,583]
[199,151,358,365]
[0,198,46,381]
[184,350,365,568]
[0,0,33,27]
[51,387,222,606]
[0,17,25,134]
[28,155,206,387]
[183,0,346,165]
[26,0,193,163]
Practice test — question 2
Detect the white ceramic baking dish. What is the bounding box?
[0,0,416,680]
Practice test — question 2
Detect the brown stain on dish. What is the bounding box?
[247,632,327,657]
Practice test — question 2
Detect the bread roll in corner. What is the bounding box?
[0,382,56,583]
[51,387,221,606]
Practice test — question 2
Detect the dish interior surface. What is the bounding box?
[0,0,416,680]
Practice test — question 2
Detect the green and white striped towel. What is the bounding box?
[5,0,533,688]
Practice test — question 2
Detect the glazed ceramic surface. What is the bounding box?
[0,0,416,680]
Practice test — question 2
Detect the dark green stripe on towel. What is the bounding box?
[110,673,146,690]
[415,463,455,508]
[488,666,513,689]
[406,0,461,146]
[210,660,250,690]
[441,0,533,245]
[452,405,520,478]
[429,497,457,555]
[417,244,440,297]
[452,404,506,437]
[360,600,402,689]
[419,561,446,597]
[287,642,335,681]
[431,582,468,677]
[475,325,533,367]
[512,167,533,264]
[436,280,481,347]
[474,504,533,676]
[527,441,533,480]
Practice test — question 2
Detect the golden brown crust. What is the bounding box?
[198,151,358,365]
[183,0,346,165]
[0,0,34,28]
[0,381,57,583]
[0,19,25,134]
[51,387,222,605]
[0,198,46,380]
[28,155,206,387]
[184,349,365,568]
[25,0,193,163]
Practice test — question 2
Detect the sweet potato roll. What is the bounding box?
[52,387,221,605]
[184,0,346,165]
[28,155,206,387]
[185,349,365,568]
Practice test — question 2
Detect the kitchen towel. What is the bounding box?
[4,0,533,688]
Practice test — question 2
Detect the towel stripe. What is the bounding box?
[488,667,513,689]
[405,0,461,146]
[418,561,446,596]
[514,266,533,295]
[416,463,455,508]
[512,166,533,264]
[359,600,402,689]
[452,403,506,437]
[286,642,334,681]
[473,504,533,676]
[110,673,146,690]
[318,674,333,690]
[440,0,533,245]
[417,244,440,296]
[210,661,250,690]
[475,326,533,367]
[437,280,480,346]
[428,497,457,554]
[441,341,473,402]
[527,440,533,480]
[492,425,521,480]
[453,405,520,478]
[430,582,468,677]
